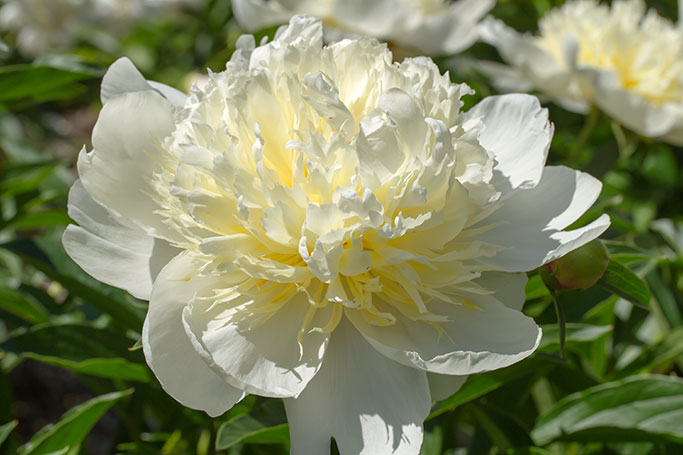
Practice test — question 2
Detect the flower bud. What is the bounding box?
[541,240,609,291]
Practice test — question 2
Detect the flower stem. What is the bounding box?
[610,121,640,158]
[549,289,566,360]
[209,418,218,455]
[570,106,600,165]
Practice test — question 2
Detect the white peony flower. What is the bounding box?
[63,16,610,454]
[0,0,199,56]
[480,0,683,145]
[232,0,495,56]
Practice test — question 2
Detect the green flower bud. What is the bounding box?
[540,240,609,291]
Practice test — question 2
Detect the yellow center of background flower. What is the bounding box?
[534,0,683,105]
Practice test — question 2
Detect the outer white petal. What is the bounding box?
[101,57,187,107]
[77,90,181,242]
[423,272,529,398]
[147,80,188,108]
[182,289,329,398]
[285,318,430,455]
[142,253,245,417]
[100,57,152,105]
[62,180,179,300]
[428,373,468,401]
[347,294,542,376]
[464,94,552,192]
[476,166,610,272]
[231,0,295,32]
[474,271,528,312]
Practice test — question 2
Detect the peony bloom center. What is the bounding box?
[148,21,500,347]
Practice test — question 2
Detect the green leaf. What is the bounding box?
[215,400,289,450]
[532,375,683,445]
[1,161,59,197]
[22,355,151,383]
[504,448,553,455]
[473,403,535,449]
[0,285,49,324]
[646,270,683,328]
[428,358,542,420]
[538,323,612,352]
[2,323,151,382]
[525,275,550,300]
[17,389,132,455]
[239,425,289,446]
[0,64,96,109]
[420,426,442,455]
[471,406,513,451]
[603,241,659,265]
[10,210,73,230]
[614,327,683,379]
[115,441,162,455]
[597,261,651,308]
[0,239,144,332]
[0,420,18,447]
[651,219,683,255]
[606,442,655,455]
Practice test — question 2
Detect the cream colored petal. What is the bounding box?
[476,166,609,272]
[474,271,528,312]
[143,253,245,417]
[464,94,552,192]
[428,373,468,401]
[63,180,179,300]
[182,288,330,398]
[101,57,187,107]
[285,317,430,455]
[347,294,542,376]
[77,90,181,242]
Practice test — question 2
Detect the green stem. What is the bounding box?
[210,418,217,455]
[569,106,600,165]
[610,121,641,158]
[550,289,566,360]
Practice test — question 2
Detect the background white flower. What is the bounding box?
[0,0,199,56]
[480,0,683,145]
[63,16,609,454]
[232,0,495,56]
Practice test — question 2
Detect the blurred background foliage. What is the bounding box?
[0,0,681,454]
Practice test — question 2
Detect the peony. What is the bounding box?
[479,0,683,145]
[232,0,495,57]
[0,0,198,56]
[63,16,610,454]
